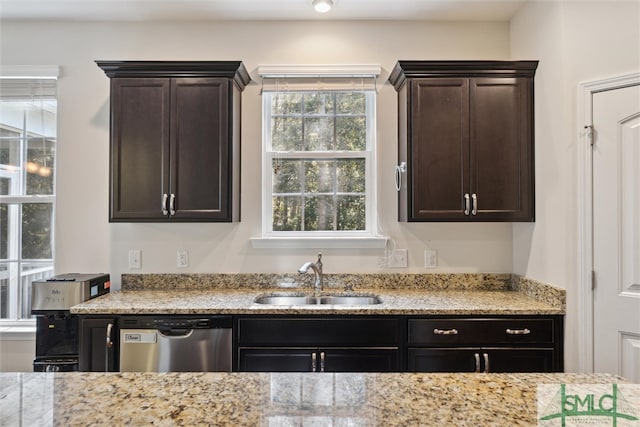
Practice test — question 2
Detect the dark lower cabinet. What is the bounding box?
[236,316,402,373]
[407,316,563,373]
[408,348,554,373]
[78,317,117,372]
[239,348,399,373]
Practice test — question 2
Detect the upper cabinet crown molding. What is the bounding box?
[389,60,538,90]
[96,61,251,90]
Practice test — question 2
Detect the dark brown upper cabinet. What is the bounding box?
[389,61,538,222]
[96,61,250,222]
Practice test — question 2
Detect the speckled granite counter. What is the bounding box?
[70,273,565,315]
[0,372,631,426]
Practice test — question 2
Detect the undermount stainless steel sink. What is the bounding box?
[253,295,318,305]
[254,294,382,306]
[318,295,381,305]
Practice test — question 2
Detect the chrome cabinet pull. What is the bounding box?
[106,323,113,348]
[105,322,114,372]
[311,352,317,372]
[464,193,470,215]
[395,162,407,191]
[471,193,477,215]
[169,193,176,216]
[483,353,490,373]
[474,353,481,372]
[161,194,168,216]
[506,328,531,335]
[433,328,458,335]
[320,352,325,372]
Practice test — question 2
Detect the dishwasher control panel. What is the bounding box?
[120,316,233,329]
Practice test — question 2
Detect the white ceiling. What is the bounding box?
[0,0,528,22]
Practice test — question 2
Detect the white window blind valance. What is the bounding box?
[0,66,59,100]
[0,79,57,99]
[259,64,380,92]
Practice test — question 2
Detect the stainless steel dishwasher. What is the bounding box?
[119,316,232,372]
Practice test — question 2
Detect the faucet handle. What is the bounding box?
[316,253,323,271]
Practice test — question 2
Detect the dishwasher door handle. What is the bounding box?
[158,329,194,338]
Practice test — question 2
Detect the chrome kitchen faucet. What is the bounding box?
[298,253,323,293]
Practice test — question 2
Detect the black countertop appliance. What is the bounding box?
[31,273,110,372]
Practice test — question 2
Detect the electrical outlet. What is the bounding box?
[388,249,408,268]
[128,250,141,269]
[424,249,437,269]
[177,250,189,268]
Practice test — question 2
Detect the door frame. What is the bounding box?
[577,72,640,373]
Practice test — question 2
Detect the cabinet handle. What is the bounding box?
[320,351,325,372]
[471,193,478,216]
[105,322,113,373]
[464,194,470,215]
[395,162,407,191]
[433,328,458,335]
[169,193,176,216]
[483,353,490,373]
[106,323,113,348]
[474,353,481,373]
[161,194,169,216]
[311,352,317,372]
[506,328,531,335]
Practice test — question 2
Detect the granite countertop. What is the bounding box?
[70,288,563,315]
[70,273,566,315]
[1,371,632,426]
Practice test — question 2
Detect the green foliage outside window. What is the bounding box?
[268,91,369,232]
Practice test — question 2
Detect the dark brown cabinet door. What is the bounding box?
[78,317,117,372]
[322,348,399,372]
[408,348,480,372]
[170,78,230,220]
[470,78,533,220]
[390,61,537,222]
[409,78,469,220]
[239,348,315,372]
[110,78,170,220]
[482,348,554,373]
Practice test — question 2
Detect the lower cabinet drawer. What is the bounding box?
[237,317,401,346]
[408,318,555,345]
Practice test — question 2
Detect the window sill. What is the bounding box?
[250,236,388,249]
[0,321,36,341]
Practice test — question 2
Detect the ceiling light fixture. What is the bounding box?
[312,0,333,13]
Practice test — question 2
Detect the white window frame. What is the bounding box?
[251,65,386,249]
[0,66,58,329]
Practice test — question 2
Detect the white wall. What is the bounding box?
[0,20,514,289]
[510,1,640,372]
[0,332,35,371]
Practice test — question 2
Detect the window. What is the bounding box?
[256,66,385,248]
[0,73,57,322]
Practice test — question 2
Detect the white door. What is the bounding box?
[592,83,640,381]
